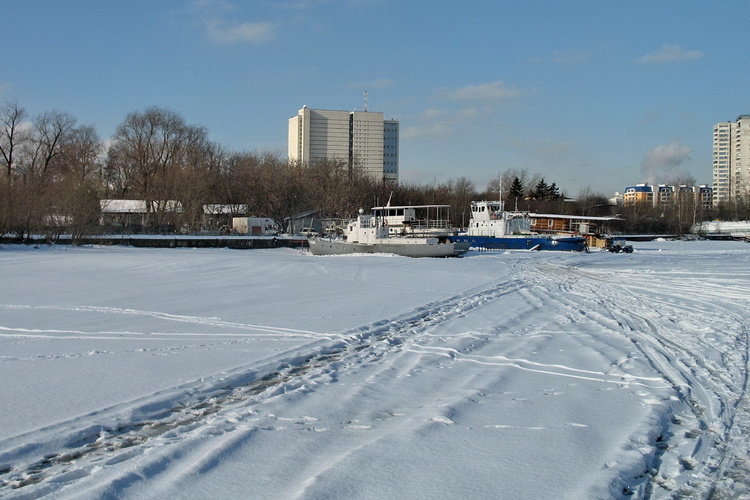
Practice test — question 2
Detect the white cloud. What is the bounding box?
[636,44,704,65]
[421,108,447,120]
[641,139,692,183]
[443,81,521,102]
[193,0,276,44]
[402,122,453,139]
[206,20,276,43]
[403,82,521,141]
[406,106,491,139]
[456,107,481,118]
[643,140,691,168]
[192,0,233,12]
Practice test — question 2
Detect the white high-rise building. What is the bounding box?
[288,107,398,183]
[383,119,399,181]
[713,114,750,205]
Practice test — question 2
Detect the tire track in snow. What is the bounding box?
[0,272,527,497]
[404,344,668,389]
[526,261,750,498]
[0,304,330,340]
[575,267,750,499]
[607,285,750,499]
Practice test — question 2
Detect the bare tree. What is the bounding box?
[0,101,28,179]
[305,157,380,219]
[265,156,310,230]
[59,125,102,184]
[54,124,104,241]
[106,107,208,229]
[172,137,224,232]
[666,174,697,187]
[5,110,79,238]
[21,110,77,180]
[0,102,31,236]
[447,177,476,228]
[574,187,612,216]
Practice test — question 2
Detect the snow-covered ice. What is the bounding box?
[1,240,749,499]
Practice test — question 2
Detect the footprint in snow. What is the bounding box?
[429,416,455,424]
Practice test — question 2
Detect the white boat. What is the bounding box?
[449,200,587,251]
[308,205,470,258]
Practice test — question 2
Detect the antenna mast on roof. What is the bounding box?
[363,90,368,112]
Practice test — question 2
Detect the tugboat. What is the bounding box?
[450,200,587,251]
[308,205,470,258]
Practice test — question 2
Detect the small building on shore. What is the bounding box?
[99,200,183,230]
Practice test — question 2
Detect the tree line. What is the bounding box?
[3,101,747,242]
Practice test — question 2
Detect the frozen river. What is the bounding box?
[1,240,749,499]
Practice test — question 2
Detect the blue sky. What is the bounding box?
[3,1,749,196]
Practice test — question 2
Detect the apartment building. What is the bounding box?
[622,184,655,206]
[288,107,399,183]
[623,183,712,208]
[713,114,750,205]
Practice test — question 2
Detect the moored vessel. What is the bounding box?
[449,200,587,251]
[308,205,469,257]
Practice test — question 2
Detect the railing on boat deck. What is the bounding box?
[385,217,453,236]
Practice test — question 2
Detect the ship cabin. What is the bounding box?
[371,204,453,236]
[528,213,624,248]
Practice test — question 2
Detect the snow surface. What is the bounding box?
[1,241,749,499]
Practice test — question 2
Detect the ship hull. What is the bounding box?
[308,237,470,257]
[450,235,586,252]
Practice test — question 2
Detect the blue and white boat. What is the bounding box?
[450,200,587,252]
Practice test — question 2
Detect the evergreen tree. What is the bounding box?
[531,179,549,200]
[547,182,561,200]
[509,177,524,200]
